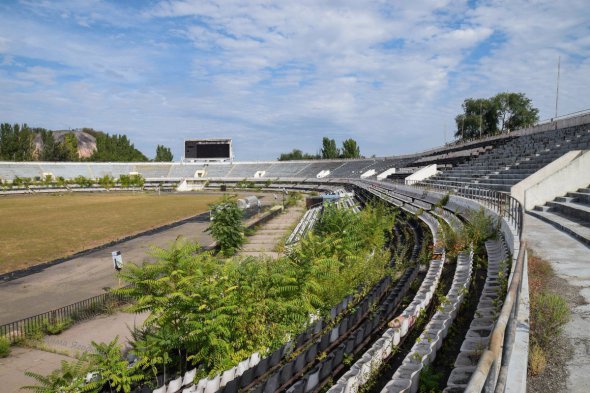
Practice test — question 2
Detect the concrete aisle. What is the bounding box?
[0,311,148,393]
[525,214,590,392]
[240,203,306,258]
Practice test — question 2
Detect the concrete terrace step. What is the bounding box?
[546,200,590,222]
[527,210,590,247]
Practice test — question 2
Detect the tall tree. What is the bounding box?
[321,137,339,159]
[340,138,361,158]
[154,144,173,162]
[455,92,539,140]
[493,92,539,132]
[0,123,34,161]
[454,98,498,140]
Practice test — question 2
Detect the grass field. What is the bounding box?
[0,192,222,274]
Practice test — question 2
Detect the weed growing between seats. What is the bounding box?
[418,248,489,391]
[366,252,458,393]
[22,201,397,392]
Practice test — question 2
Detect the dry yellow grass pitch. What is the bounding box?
[0,192,221,273]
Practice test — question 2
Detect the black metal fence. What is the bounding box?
[0,289,131,344]
[403,180,524,236]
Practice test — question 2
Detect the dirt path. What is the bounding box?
[0,311,148,393]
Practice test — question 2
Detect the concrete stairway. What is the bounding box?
[239,203,306,258]
[528,185,590,246]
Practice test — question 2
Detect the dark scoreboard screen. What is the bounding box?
[185,141,231,159]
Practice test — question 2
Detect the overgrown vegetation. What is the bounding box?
[528,253,571,376]
[26,202,395,392]
[0,336,10,358]
[206,196,245,256]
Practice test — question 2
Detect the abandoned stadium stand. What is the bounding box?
[3,113,590,393]
[423,124,590,192]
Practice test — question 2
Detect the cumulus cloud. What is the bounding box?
[0,0,588,159]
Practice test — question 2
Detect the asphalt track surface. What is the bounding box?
[0,217,213,325]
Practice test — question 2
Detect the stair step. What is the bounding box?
[534,205,551,212]
[555,196,576,203]
[527,210,590,247]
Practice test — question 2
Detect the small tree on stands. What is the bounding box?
[154,145,173,162]
[206,196,244,256]
[340,138,361,158]
[321,137,339,159]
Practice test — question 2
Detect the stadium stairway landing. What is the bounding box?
[525,214,590,392]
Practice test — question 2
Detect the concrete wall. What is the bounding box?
[404,164,437,184]
[511,150,590,210]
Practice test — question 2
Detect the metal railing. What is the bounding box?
[0,289,131,344]
[403,180,523,236]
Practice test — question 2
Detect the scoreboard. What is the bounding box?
[185,139,232,161]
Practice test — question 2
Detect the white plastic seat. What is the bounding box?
[182,368,197,387]
[167,377,183,393]
[153,385,167,393]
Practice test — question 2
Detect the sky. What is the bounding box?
[0,0,589,161]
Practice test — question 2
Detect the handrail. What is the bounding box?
[465,239,526,392]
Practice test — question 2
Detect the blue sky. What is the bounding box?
[0,0,589,161]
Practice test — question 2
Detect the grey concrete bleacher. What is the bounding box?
[224,163,272,178]
[202,163,232,178]
[39,163,92,179]
[168,164,204,178]
[0,163,42,179]
[423,125,590,192]
[296,161,347,178]
[264,162,310,177]
[327,159,376,178]
[134,164,172,178]
[529,184,590,246]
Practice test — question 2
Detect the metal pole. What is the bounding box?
[555,56,561,120]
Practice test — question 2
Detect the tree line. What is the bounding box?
[0,123,174,162]
[455,92,539,141]
[278,137,361,161]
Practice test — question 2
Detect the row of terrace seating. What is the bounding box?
[423,125,590,192]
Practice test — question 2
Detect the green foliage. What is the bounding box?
[154,144,173,162]
[73,175,95,188]
[90,132,148,162]
[341,138,361,158]
[278,149,319,161]
[42,317,73,335]
[98,175,116,190]
[88,337,144,393]
[284,191,302,208]
[455,92,539,140]
[111,201,396,383]
[321,137,339,159]
[418,365,444,393]
[23,359,101,393]
[530,292,570,349]
[207,196,245,256]
[119,174,144,188]
[0,336,10,358]
[40,130,78,161]
[0,123,34,161]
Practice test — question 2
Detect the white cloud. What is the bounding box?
[0,0,588,159]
